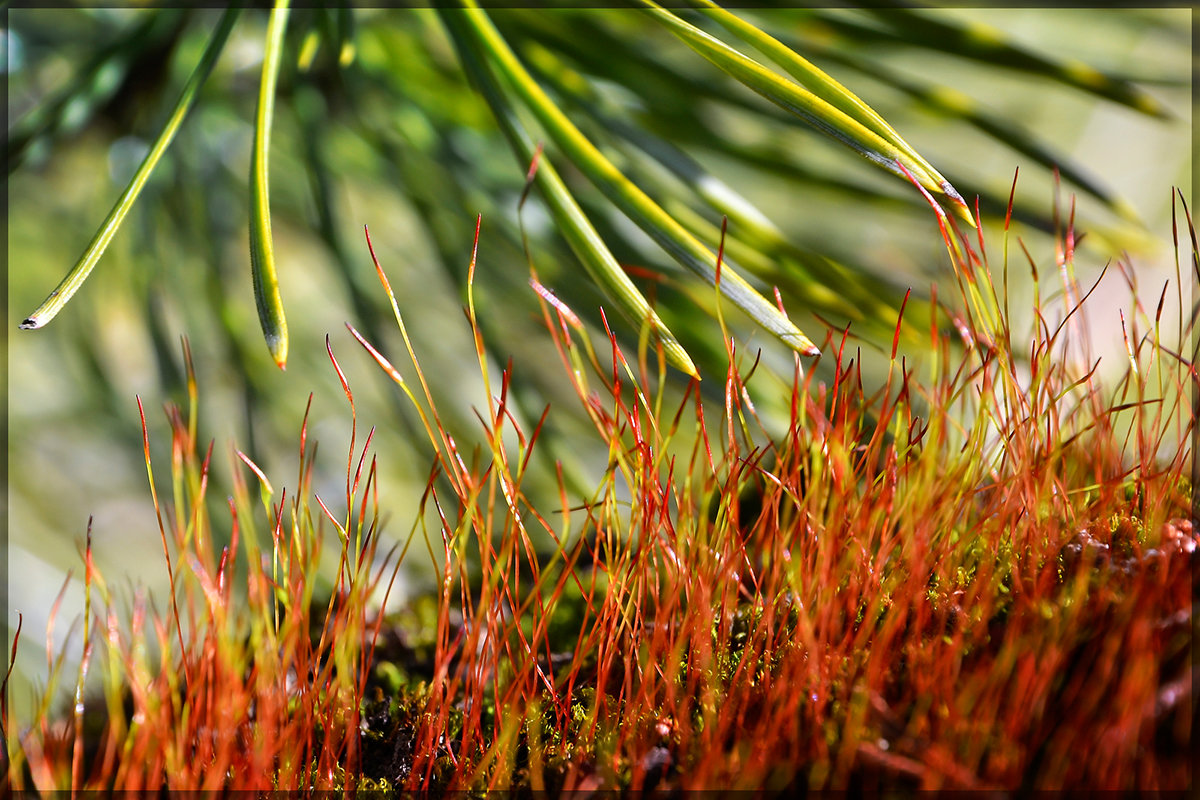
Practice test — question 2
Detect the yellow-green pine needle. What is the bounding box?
[453,2,819,357]
[441,9,698,377]
[250,0,291,369]
[685,0,974,228]
[19,8,241,331]
[644,0,974,228]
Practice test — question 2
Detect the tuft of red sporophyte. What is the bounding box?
[8,187,1193,792]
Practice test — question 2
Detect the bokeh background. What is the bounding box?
[5,7,1191,724]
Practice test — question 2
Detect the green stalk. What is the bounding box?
[440,10,698,378]
[250,0,292,369]
[451,2,818,357]
[19,8,240,331]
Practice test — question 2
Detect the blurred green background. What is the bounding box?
[5,7,1191,724]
